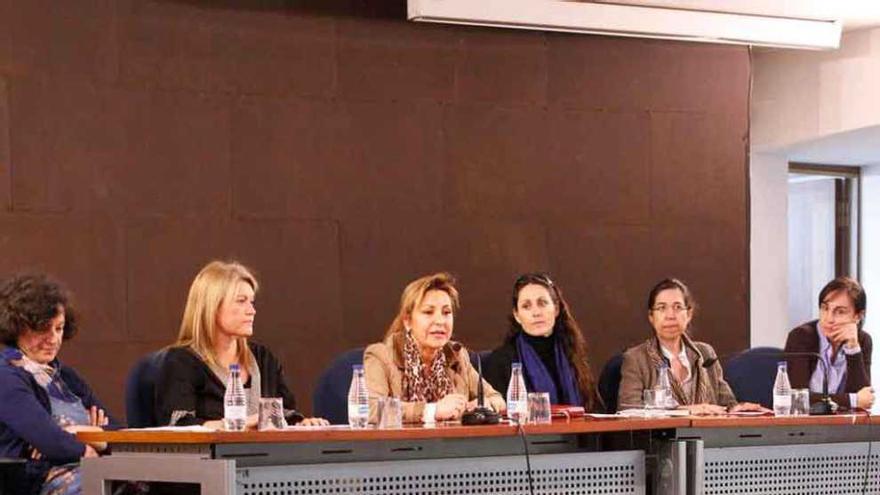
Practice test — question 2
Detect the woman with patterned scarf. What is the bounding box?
[0,274,116,495]
[364,273,505,424]
[617,278,768,414]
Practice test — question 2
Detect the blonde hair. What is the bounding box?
[384,272,460,341]
[173,260,258,370]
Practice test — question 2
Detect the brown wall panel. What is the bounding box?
[0,215,126,343]
[0,0,750,419]
[119,2,336,96]
[338,18,457,103]
[650,112,748,225]
[9,79,231,217]
[6,0,117,82]
[0,77,9,211]
[0,1,11,74]
[456,29,548,106]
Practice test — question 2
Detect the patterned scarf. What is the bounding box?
[645,335,713,406]
[401,331,453,402]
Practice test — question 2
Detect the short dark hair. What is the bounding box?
[818,276,866,315]
[647,278,695,312]
[0,274,78,347]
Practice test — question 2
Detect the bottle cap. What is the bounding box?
[353,364,364,371]
[511,362,522,369]
[229,364,240,371]
[777,361,787,367]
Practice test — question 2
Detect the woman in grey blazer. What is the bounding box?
[617,278,767,415]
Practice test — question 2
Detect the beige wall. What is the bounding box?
[750,26,880,347]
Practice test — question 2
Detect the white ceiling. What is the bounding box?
[783,125,880,166]
[835,0,880,31]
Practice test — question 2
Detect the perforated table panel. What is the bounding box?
[237,450,644,495]
[703,442,879,495]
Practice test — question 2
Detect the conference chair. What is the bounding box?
[0,457,24,495]
[124,349,168,428]
[597,353,624,413]
[722,346,782,409]
[312,348,365,424]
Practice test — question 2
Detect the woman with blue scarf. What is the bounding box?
[483,273,603,412]
[0,274,115,495]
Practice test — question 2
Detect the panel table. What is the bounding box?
[656,414,880,495]
[79,417,685,495]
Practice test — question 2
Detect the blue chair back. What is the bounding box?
[312,348,365,425]
[125,349,167,428]
[598,353,624,413]
[723,346,783,408]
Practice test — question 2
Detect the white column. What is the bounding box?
[749,152,790,347]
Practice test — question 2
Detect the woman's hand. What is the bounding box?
[88,406,109,427]
[856,386,875,409]
[826,321,860,350]
[681,403,727,415]
[435,393,467,421]
[728,402,772,413]
[64,425,108,452]
[299,417,330,427]
[202,420,224,430]
[83,445,99,458]
[246,414,259,430]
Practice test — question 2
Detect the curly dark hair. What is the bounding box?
[0,274,78,346]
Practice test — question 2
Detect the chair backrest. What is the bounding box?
[312,348,365,425]
[597,353,624,413]
[0,458,25,495]
[125,349,168,428]
[723,346,783,409]
[468,349,492,370]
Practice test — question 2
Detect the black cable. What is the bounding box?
[515,419,536,495]
[861,408,873,495]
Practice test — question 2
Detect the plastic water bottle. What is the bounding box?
[656,363,674,408]
[348,365,369,428]
[507,363,528,423]
[773,361,792,416]
[223,364,247,431]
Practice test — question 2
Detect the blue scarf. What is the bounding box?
[515,332,583,406]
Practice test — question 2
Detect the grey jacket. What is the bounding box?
[617,336,737,410]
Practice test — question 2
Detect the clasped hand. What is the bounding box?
[825,321,860,350]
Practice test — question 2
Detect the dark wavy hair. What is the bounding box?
[0,274,78,347]
[507,273,602,412]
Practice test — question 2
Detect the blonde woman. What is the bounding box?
[364,272,505,424]
[155,261,327,429]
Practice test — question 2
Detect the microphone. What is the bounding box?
[779,351,837,415]
[749,350,837,415]
[461,353,501,426]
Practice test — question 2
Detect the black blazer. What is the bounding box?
[784,320,872,408]
[154,341,303,426]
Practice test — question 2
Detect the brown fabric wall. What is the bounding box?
[0,0,750,419]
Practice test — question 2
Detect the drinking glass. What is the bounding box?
[791,389,810,416]
[258,397,286,430]
[643,389,666,410]
[527,392,552,424]
[378,397,403,429]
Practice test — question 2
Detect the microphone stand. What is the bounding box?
[461,355,501,425]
